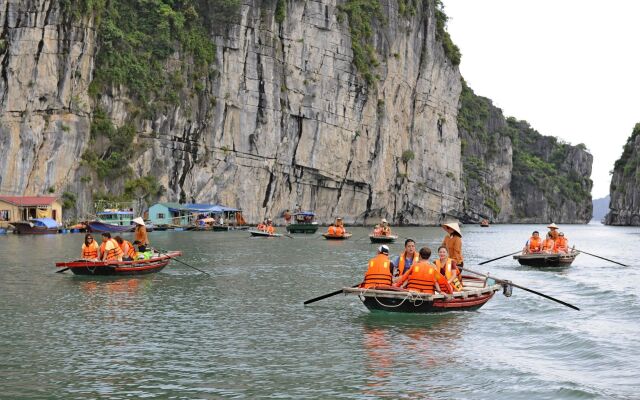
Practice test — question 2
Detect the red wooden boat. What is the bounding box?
[342,276,504,313]
[55,251,182,276]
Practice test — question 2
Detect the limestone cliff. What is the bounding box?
[605,123,640,225]
[0,0,593,224]
[459,84,593,224]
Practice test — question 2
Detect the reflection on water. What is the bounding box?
[1,225,640,398]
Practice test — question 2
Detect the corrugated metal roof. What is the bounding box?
[0,196,58,206]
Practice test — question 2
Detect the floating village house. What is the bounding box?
[148,203,242,227]
[0,196,63,229]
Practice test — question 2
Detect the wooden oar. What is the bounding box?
[460,266,580,311]
[154,248,211,276]
[56,267,69,273]
[478,250,522,265]
[574,248,628,267]
[304,283,361,305]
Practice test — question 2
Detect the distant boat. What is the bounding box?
[513,250,579,268]
[286,211,319,234]
[248,229,282,238]
[87,210,135,233]
[10,218,61,234]
[369,235,397,243]
[322,233,352,240]
[480,219,490,227]
[55,251,182,276]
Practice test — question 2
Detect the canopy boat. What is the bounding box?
[322,232,352,240]
[249,229,282,238]
[10,218,61,234]
[343,276,504,313]
[87,210,135,233]
[286,211,319,234]
[55,251,182,276]
[369,234,397,243]
[513,250,579,267]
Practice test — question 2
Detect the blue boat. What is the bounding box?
[87,210,135,233]
[10,218,61,234]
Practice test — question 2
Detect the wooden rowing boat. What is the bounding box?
[249,230,282,238]
[513,250,579,267]
[343,276,503,313]
[369,235,397,243]
[322,232,352,240]
[55,251,182,276]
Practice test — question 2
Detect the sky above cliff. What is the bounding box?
[444,0,640,198]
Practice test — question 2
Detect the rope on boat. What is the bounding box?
[372,289,418,308]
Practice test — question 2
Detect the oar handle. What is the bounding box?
[154,247,211,276]
[478,250,522,265]
[304,283,361,305]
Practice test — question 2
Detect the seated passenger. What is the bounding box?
[114,235,137,261]
[372,224,382,236]
[394,247,452,294]
[523,231,542,254]
[542,232,555,254]
[362,245,392,288]
[327,224,337,235]
[257,220,267,231]
[554,232,569,253]
[380,219,391,236]
[81,233,100,261]
[266,219,275,235]
[335,225,345,236]
[434,245,463,291]
[100,232,123,262]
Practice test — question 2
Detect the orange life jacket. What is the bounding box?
[257,223,266,231]
[119,240,137,259]
[542,238,555,251]
[335,226,345,236]
[554,236,568,253]
[442,234,463,265]
[266,225,275,234]
[528,236,542,252]
[363,254,392,288]
[101,239,124,261]
[434,258,463,291]
[402,261,438,294]
[327,225,337,235]
[81,241,99,259]
[397,252,419,276]
[381,226,391,236]
[373,227,382,236]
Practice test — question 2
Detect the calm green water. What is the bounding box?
[1,224,639,399]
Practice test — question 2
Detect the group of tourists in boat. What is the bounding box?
[256,219,276,235]
[522,223,570,254]
[361,222,464,295]
[80,217,150,262]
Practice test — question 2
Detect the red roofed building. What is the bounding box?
[0,196,63,228]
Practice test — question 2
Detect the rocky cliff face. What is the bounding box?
[459,84,593,223]
[606,123,640,225]
[0,0,593,224]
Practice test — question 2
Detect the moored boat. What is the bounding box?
[87,210,136,233]
[513,250,579,267]
[369,235,397,243]
[286,211,319,234]
[343,276,503,313]
[480,219,490,227]
[86,220,135,233]
[249,229,282,238]
[10,218,61,234]
[55,251,182,276]
[322,233,352,240]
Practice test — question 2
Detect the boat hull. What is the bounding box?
[87,221,134,233]
[249,230,282,238]
[322,233,352,240]
[369,235,397,243]
[56,251,182,276]
[342,277,501,314]
[10,222,59,234]
[513,251,578,267]
[286,223,319,234]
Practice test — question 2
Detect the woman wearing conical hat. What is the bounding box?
[441,221,463,267]
[547,223,559,240]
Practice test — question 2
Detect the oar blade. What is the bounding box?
[303,289,344,305]
[509,282,580,311]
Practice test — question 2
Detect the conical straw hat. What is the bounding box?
[547,223,559,229]
[442,222,462,236]
[132,217,145,226]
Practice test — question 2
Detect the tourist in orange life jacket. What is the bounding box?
[81,233,100,261]
[394,247,452,294]
[283,209,292,225]
[327,223,337,235]
[554,232,569,253]
[441,221,464,267]
[391,238,419,280]
[362,245,393,288]
[434,245,463,291]
[114,235,137,261]
[542,232,555,253]
[547,223,559,241]
[266,219,275,235]
[523,231,543,254]
[100,232,123,262]
[257,219,267,231]
[372,224,382,236]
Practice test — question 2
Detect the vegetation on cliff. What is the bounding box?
[612,123,640,178]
